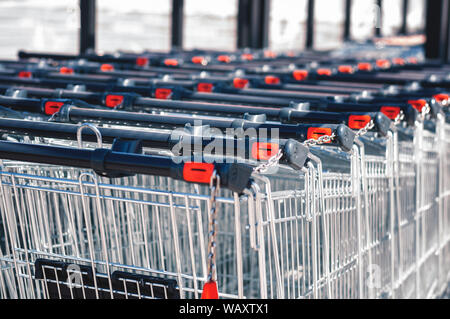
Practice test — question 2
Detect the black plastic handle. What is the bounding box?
[0,85,392,137]
[316,101,418,126]
[0,94,99,115]
[0,140,253,193]
[0,118,308,170]
[54,106,356,151]
[18,50,147,65]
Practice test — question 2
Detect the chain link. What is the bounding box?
[421,104,430,119]
[252,119,374,173]
[206,171,220,282]
[303,132,336,146]
[253,149,284,173]
[394,111,405,126]
[355,120,375,137]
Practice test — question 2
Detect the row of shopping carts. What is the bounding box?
[0,41,449,299]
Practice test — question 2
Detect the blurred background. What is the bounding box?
[0,0,428,58]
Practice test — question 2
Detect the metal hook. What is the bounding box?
[77,123,103,149]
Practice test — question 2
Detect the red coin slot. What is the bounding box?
[233,78,249,89]
[358,63,373,71]
[264,50,276,58]
[105,94,124,108]
[380,106,401,120]
[264,76,280,85]
[317,68,332,76]
[197,82,213,93]
[292,69,308,81]
[164,59,178,66]
[408,57,418,64]
[307,127,332,142]
[136,57,149,67]
[183,162,215,184]
[393,58,405,65]
[154,88,173,99]
[18,71,32,78]
[44,101,64,115]
[376,59,391,69]
[241,53,253,61]
[408,99,427,112]
[251,142,280,161]
[59,67,74,74]
[217,55,231,63]
[100,64,114,72]
[191,56,205,64]
[433,93,449,104]
[348,115,371,129]
[338,65,354,74]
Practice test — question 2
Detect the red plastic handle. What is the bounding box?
[307,127,332,141]
[105,95,124,108]
[183,162,215,184]
[251,142,279,161]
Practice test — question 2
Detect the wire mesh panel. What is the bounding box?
[247,172,313,299]
[250,147,362,299]
[361,147,392,299]
[441,124,450,290]
[322,171,359,299]
[417,127,440,298]
[0,163,246,299]
[393,129,418,298]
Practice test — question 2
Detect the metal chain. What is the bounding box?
[420,104,430,120]
[394,111,405,126]
[253,149,284,173]
[355,120,375,137]
[303,133,336,146]
[206,171,220,282]
[252,119,374,174]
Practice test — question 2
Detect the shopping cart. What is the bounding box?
[0,44,449,300]
[0,112,366,299]
[0,140,259,299]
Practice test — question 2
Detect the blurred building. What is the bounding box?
[0,0,427,58]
